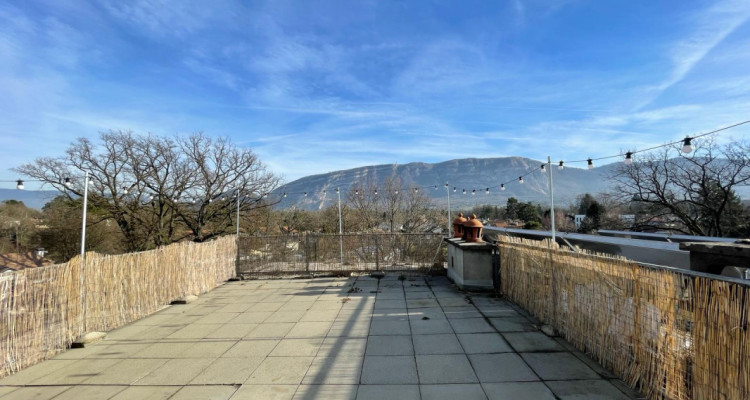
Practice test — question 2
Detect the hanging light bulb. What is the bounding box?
[453,187,457,193]
[501,184,505,191]
[558,161,564,170]
[148,194,154,201]
[471,189,476,195]
[682,137,693,153]
[355,189,359,195]
[192,199,197,204]
[485,188,489,194]
[64,177,71,188]
[209,198,213,203]
[374,189,378,195]
[16,180,24,190]
[394,189,398,194]
[518,176,524,184]
[540,164,546,173]
[414,188,418,193]
[587,159,594,170]
[624,152,633,165]
[304,192,307,197]
[122,186,129,195]
[283,193,287,198]
[462,189,466,194]
[434,185,438,190]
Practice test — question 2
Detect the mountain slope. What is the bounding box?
[277,157,615,210]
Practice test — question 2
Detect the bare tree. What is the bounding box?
[610,138,750,236]
[15,131,280,251]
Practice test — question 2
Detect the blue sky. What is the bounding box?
[2,0,750,187]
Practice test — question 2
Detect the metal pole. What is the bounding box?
[446,182,451,237]
[547,156,556,242]
[80,171,89,258]
[337,188,343,266]
[235,190,241,278]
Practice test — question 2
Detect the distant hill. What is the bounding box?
[276,157,620,210]
[0,189,59,210]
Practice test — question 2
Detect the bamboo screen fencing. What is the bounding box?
[498,236,749,400]
[0,236,236,378]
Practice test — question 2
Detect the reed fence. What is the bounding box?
[498,236,749,400]
[0,236,236,378]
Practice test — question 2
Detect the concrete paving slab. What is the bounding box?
[410,319,453,335]
[443,306,483,319]
[205,323,259,339]
[450,318,496,334]
[288,317,337,334]
[133,358,214,385]
[468,354,539,383]
[503,332,565,352]
[482,382,556,400]
[271,338,324,357]
[195,312,242,324]
[190,356,264,384]
[327,322,370,338]
[222,339,280,357]
[355,384,420,400]
[437,297,471,307]
[170,385,239,400]
[318,338,368,358]
[51,385,128,400]
[31,358,120,384]
[361,355,418,384]
[413,334,464,355]
[83,358,168,384]
[109,385,180,400]
[406,299,439,308]
[250,302,286,312]
[366,335,413,356]
[245,322,296,338]
[133,342,195,358]
[293,384,358,400]
[488,317,537,332]
[521,352,600,380]
[416,354,479,384]
[245,356,314,384]
[546,379,632,400]
[0,385,70,400]
[369,320,410,335]
[232,311,273,324]
[0,359,76,384]
[457,333,513,354]
[303,356,363,384]
[420,384,488,400]
[180,341,236,358]
[228,384,297,400]
[300,310,340,322]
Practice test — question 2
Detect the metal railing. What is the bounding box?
[237,233,446,275]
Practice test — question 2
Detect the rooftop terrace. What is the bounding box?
[0,274,641,400]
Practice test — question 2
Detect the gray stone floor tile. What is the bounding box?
[482,382,556,400]
[457,333,513,354]
[133,342,195,358]
[0,386,70,400]
[171,385,238,400]
[229,384,298,400]
[437,297,471,307]
[356,384,420,400]
[375,299,407,309]
[293,385,358,400]
[0,359,75,384]
[109,386,180,400]
[48,385,127,400]
[319,337,368,358]
[411,319,454,334]
[416,354,479,384]
[232,311,273,324]
[407,299,439,308]
[361,356,418,384]
[450,317,496,334]
[31,358,120,384]
[301,310,340,322]
[468,354,539,383]
[420,384,488,400]
[287,321,333,338]
[521,352,600,380]
[83,358,168,384]
[407,307,447,321]
[303,356,363,384]
[503,332,565,352]
[488,317,536,332]
[133,358,214,385]
[222,339,280,357]
[270,338,324,357]
[443,306,483,319]
[546,380,632,400]
[245,322,296,338]
[245,356,314,384]
[417,354,478,384]
[205,323,259,339]
[413,334,464,355]
[180,341,236,358]
[366,335,414,355]
[369,319,410,335]
[190,356,264,384]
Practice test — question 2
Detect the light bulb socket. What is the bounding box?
[682,137,693,153]
[16,180,24,190]
[501,184,505,191]
[558,161,564,170]
[587,159,594,169]
[518,176,524,183]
